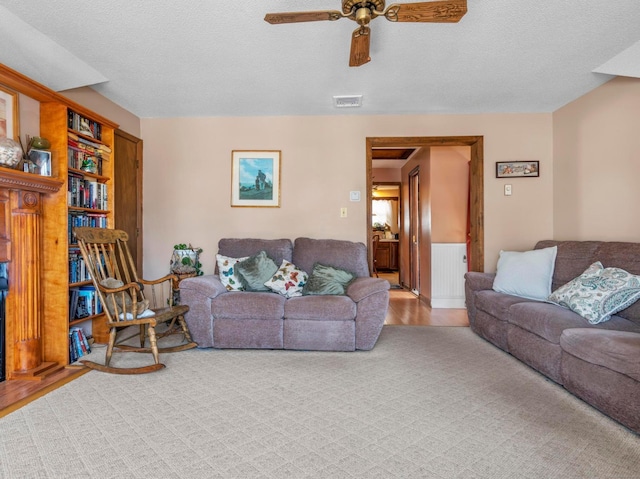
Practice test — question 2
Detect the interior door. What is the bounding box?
[114,129,143,274]
[409,167,420,295]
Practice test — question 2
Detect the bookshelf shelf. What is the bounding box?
[68,168,109,182]
[69,314,104,328]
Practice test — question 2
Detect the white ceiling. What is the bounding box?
[1,1,639,118]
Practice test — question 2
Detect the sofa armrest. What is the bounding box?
[464,271,495,292]
[347,277,390,303]
[464,272,495,329]
[347,278,390,351]
[179,274,228,299]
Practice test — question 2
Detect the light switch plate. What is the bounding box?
[504,184,512,196]
[349,191,361,202]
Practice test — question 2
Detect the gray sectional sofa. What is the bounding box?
[465,240,640,434]
[180,237,390,352]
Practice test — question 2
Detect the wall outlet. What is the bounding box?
[504,184,512,196]
[340,207,348,218]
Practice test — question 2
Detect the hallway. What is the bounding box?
[379,272,469,327]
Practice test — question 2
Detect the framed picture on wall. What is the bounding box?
[231,150,281,207]
[0,84,19,140]
[496,161,539,178]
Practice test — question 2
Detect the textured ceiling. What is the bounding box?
[1,1,639,118]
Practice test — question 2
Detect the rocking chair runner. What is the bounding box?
[74,227,197,374]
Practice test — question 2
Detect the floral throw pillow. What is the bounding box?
[216,254,249,291]
[547,262,640,324]
[264,260,308,298]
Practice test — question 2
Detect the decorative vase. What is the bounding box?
[171,249,199,274]
[0,137,22,168]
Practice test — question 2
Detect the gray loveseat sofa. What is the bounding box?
[180,237,390,352]
[465,240,640,434]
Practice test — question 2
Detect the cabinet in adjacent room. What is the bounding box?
[375,240,399,271]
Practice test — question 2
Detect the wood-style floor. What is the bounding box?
[0,366,89,418]
[0,273,468,417]
[379,271,470,327]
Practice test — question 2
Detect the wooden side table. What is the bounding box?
[171,272,197,304]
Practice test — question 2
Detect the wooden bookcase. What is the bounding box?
[0,63,118,373]
[41,103,117,359]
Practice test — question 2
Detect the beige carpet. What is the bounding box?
[0,326,638,478]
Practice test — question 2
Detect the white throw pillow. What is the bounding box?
[216,254,249,291]
[547,262,640,324]
[492,246,557,300]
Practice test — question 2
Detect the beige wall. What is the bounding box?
[60,86,141,137]
[553,76,640,241]
[141,113,553,278]
[431,146,470,244]
[372,167,401,183]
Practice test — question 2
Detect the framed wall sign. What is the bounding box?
[231,150,281,207]
[0,84,19,140]
[496,161,539,178]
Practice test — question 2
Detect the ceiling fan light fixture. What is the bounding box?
[333,95,363,108]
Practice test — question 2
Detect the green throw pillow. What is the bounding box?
[236,251,279,292]
[302,263,355,296]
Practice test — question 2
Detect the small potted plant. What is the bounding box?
[171,243,203,276]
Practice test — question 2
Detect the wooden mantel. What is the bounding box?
[0,167,64,380]
[0,167,64,194]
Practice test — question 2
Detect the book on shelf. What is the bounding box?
[68,110,102,141]
[75,285,102,319]
[69,327,92,362]
[69,287,80,321]
[68,212,108,244]
[67,176,108,210]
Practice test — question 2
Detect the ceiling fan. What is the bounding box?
[264,1,467,67]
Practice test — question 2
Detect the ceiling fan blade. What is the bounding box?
[349,26,371,67]
[385,0,467,23]
[264,10,342,24]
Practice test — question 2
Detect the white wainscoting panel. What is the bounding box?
[431,243,467,308]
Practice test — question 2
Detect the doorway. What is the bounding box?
[366,136,484,300]
[114,130,143,274]
[408,166,420,295]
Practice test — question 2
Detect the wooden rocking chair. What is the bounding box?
[74,227,197,374]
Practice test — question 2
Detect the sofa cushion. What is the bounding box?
[212,291,285,320]
[264,260,308,298]
[285,295,356,321]
[475,290,536,320]
[236,250,279,292]
[548,262,640,324]
[492,246,557,301]
[302,263,355,296]
[560,329,640,381]
[509,301,640,344]
[293,237,369,278]
[536,240,640,325]
[216,254,249,291]
[217,238,293,270]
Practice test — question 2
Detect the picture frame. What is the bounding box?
[28,149,52,176]
[0,84,19,140]
[231,150,281,207]
[496,161,539,178]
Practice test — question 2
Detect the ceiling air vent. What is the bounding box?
[333,95,363,108]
